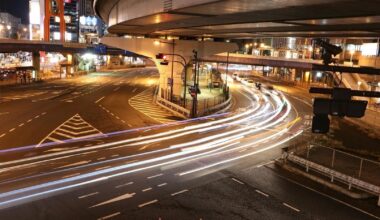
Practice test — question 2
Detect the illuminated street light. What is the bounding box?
[0,24,3,31]
[154,40,160,46]
[6,25,11,30]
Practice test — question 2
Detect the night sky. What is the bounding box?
[0,0,29,24]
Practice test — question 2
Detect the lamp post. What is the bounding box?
[192,50,199,118]
[154,39,177,102]
[156,52,188,107]
[225,52,230,98]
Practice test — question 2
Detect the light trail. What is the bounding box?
[0,90,264,168]
[0,85,303,210]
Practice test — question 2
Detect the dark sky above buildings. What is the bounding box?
[0,0,29,24]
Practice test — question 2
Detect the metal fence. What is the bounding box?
[165,93,228,113]
[289,143,380,187]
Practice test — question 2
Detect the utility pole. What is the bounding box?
[192,50,199,118]
[183,64,187,108]
[225,52,229,97]
[170,39,175,102]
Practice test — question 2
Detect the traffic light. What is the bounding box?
[312,114,330,134]
[156,53,167,60]
[311,88,368,134]
[156,53,164,59]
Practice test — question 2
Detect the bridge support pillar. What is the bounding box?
[101,37,237,105]
[32,51,40,81]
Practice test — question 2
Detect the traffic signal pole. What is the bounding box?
[192,50,199,118]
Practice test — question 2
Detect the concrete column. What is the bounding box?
[101,37,238,100]
[290,68,296,81]
[32,51,40,80]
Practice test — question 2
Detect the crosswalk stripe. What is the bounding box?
[55,131,76,139]
[128,87,178,124]
[57,128,98,135]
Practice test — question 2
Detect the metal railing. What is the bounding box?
[156,96,190,118]
[198,94,231,116]
[286,153,380,195]
[285,143,380,199]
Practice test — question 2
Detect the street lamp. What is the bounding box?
[153,39,177,102]
[6,25,11,30]
[156,52,188,107]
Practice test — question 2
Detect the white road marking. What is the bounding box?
[95,96,105,103]
[274,171,380,219]
[111,154,119,157]
[231,177,244,185]
[98,212,121,220]
[0,112,9,116]
[256,160,274,168]
[65,100,73,103]
[97,157,106,161]
[0,133,5,138]
[34,115,40,119]
[132,88,137,93]
[157,183,167,187]
[171,189,188,196]
[113,87,120,92]
[18,123,24,127]
[142,187,152,192]
[115,182,133,189]
[95,166,111,171]
[9,128,15,132]
[91,193,136,208]
[138,199,158,208]
[38,114,103,146]
[78,192,99,199]
[41,112,47,115]
[27,119,32,123]
[147,173,163,179]
[61,173,81,179]
[255,189,269,197]
[57,160,90,169]
[283,202,300,212]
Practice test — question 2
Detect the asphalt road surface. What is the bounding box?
[0,68,378,220]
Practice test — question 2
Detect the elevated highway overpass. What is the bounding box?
[94,0,380,38]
